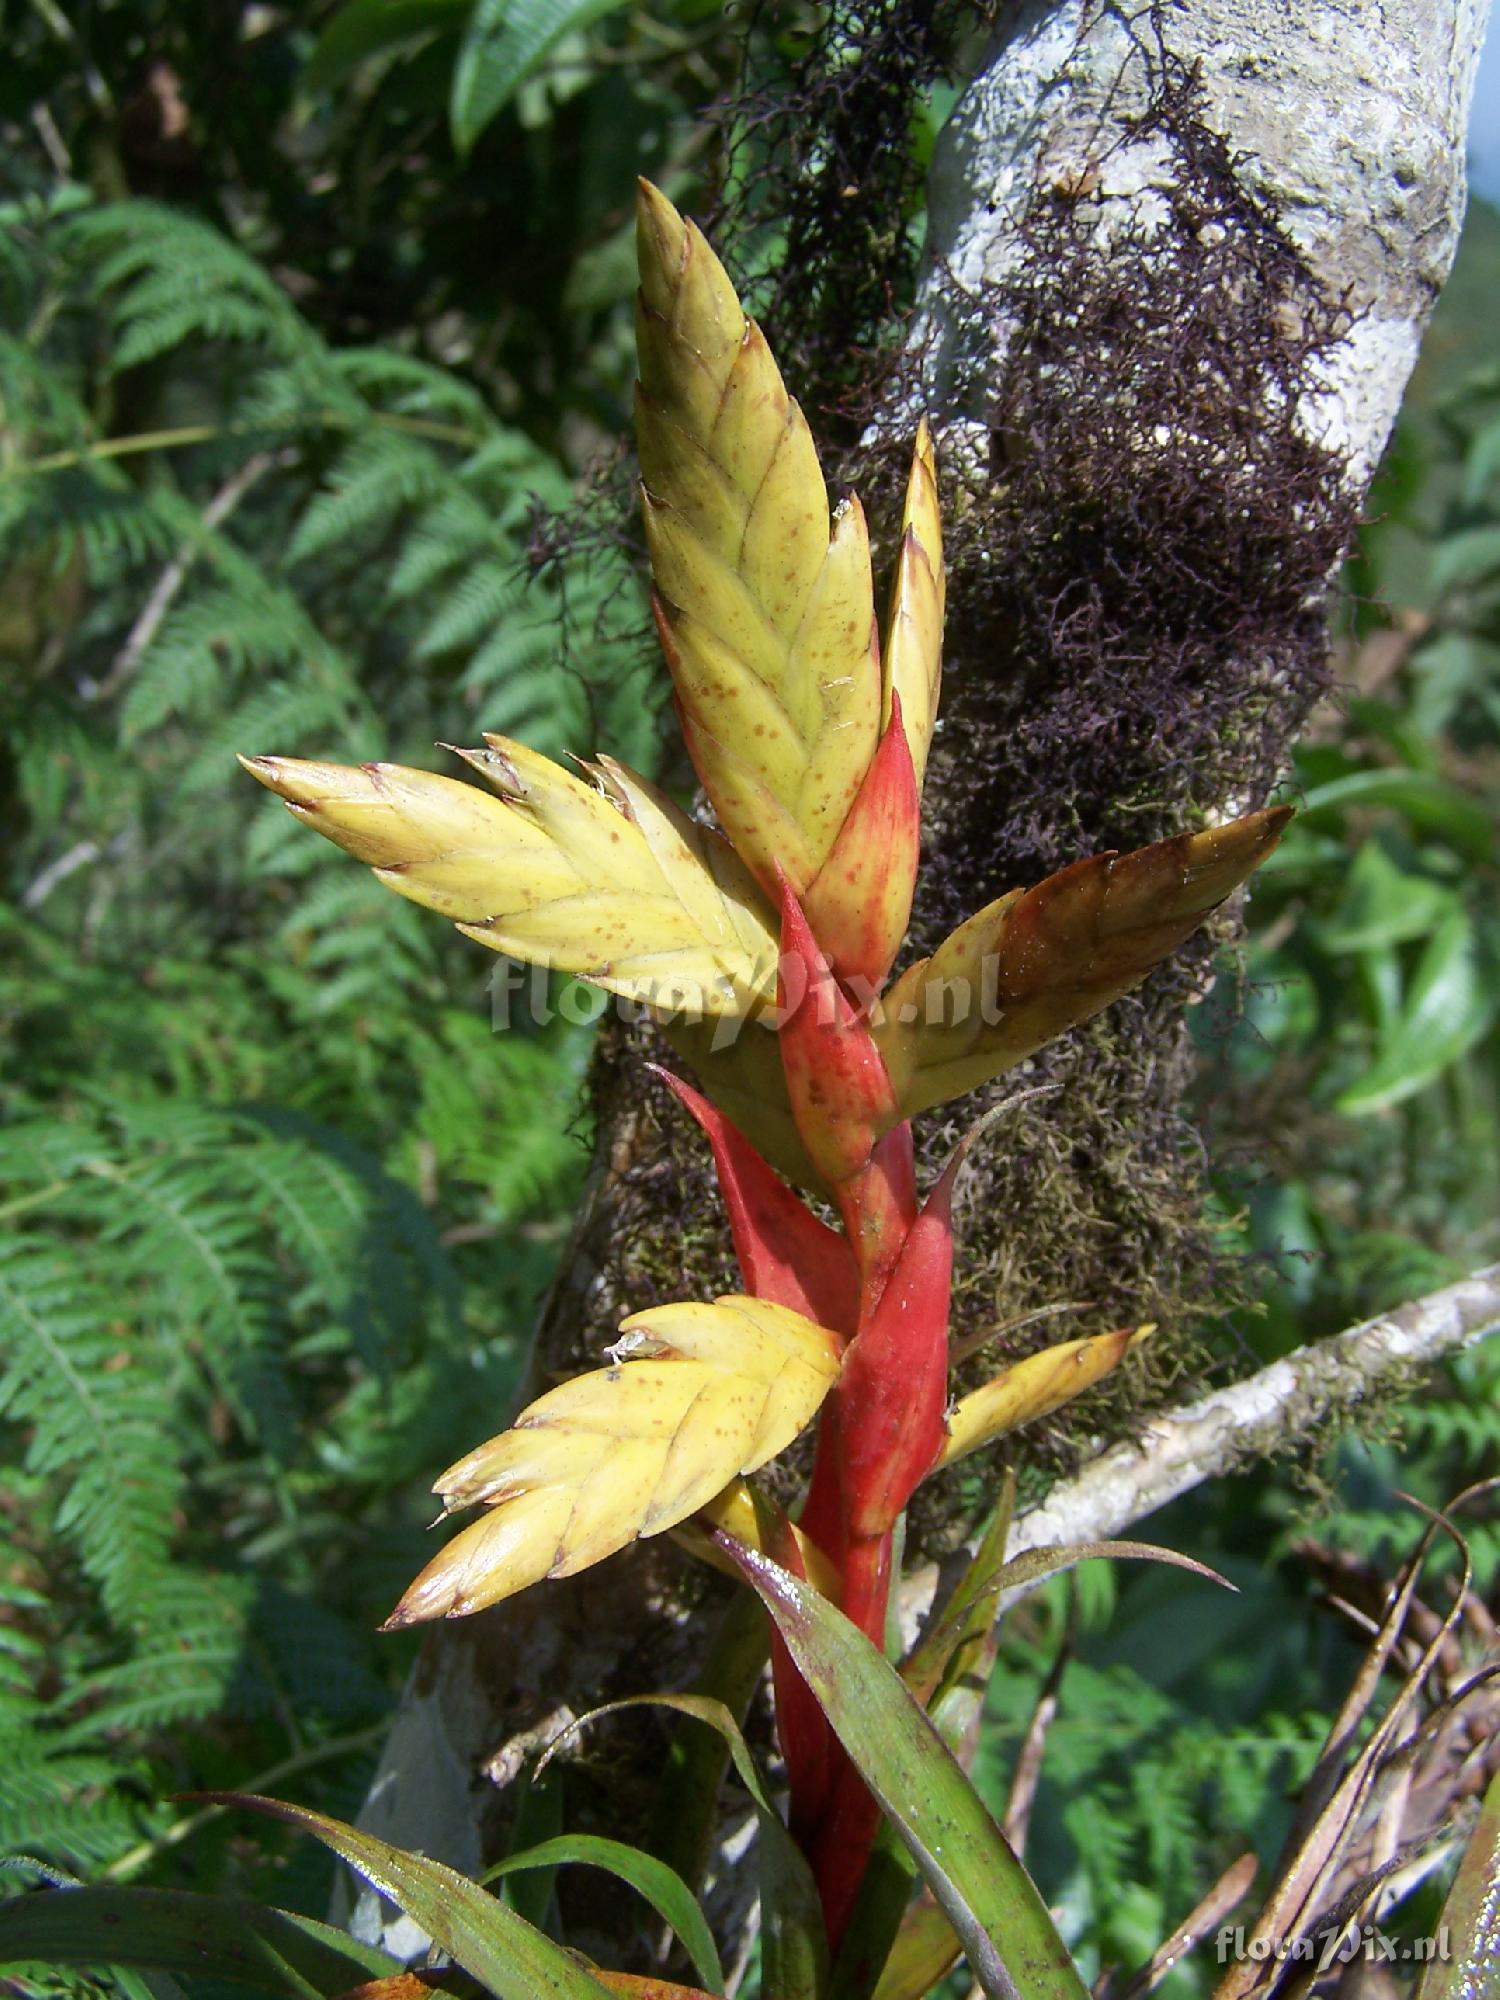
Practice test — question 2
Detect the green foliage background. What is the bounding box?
[0,1,1496,1990]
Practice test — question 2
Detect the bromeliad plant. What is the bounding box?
[233,184,1289,1984]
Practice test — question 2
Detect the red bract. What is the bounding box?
[651,1069,859,1336]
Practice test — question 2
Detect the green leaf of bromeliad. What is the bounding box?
[198,1794,617,2000]
[484,1833,725,1996]
[724,1543,1090,2000]
[540,1694,827,2000]
[0,1885,399,1997]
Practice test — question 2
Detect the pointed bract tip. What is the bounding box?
[635,178,688,303]
[236,752,343,809]
[379,1571,456,1630]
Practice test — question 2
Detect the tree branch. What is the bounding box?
[901,1264,1500,1633]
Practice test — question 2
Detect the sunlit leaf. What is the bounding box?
[1336,909,1494,1113]
[200,1794,615,1999]
[1315,836,1462,953]
[484,1835,724,1995]
[1299,769,1494,862]
[725,1543,1090,2000]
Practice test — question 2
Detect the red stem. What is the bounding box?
[792,1117,950,1951]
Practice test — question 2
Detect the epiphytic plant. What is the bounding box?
[232,183,1289,1988]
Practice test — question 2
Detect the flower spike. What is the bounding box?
[635,179,882,903]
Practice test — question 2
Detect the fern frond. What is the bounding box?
[385,492,495,598]
[332,347,494,429]
[0,1237,179,1630]
[288,430,450,567]
[68,201,331,382]
[413,560,527,657]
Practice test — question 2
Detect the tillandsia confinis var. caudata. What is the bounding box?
[240,180,1290,1950]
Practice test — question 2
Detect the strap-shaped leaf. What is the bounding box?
[0,1885,398,1995]
[384,1295,843,1624]
[636,179,881,896]
[482,1834,724,1996]
[727,1544,1091,2000]
[882,418,944,798]
[203,1795,615,2000]
[875,807,1292,1119]
[240,738,777,1016]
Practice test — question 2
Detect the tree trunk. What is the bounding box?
[341,0,1490,1958]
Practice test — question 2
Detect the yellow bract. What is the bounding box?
[636,179,882,897]
[680,1478,842,1599]
[384,1295,844,1624]
[938,1325,1148,1469]
[875,808,1293,1120]
[239,738,778,1017]
[883,415,945,797]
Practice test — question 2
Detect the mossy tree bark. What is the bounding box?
[343,0,1490,1961]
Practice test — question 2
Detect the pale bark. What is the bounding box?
[343,0,1492,1953]
[899,1264,1500,1644]
[921,0,1488,483]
